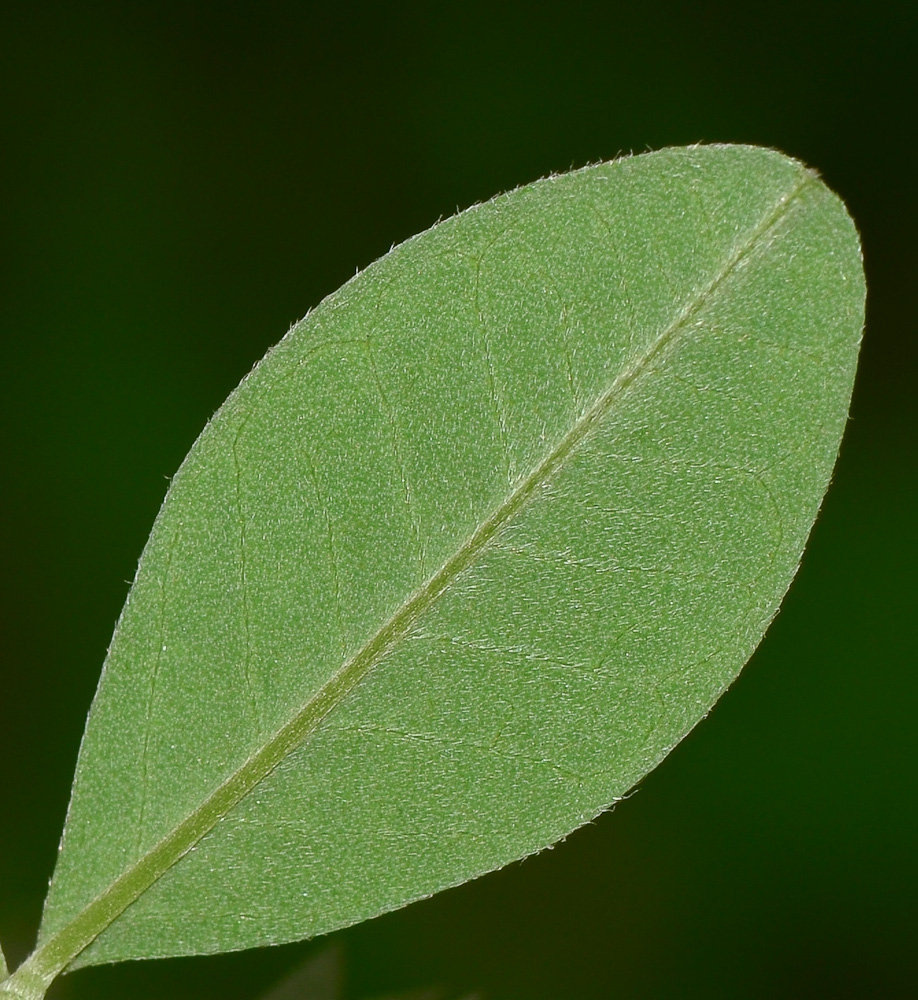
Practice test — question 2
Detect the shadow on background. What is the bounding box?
[1,2,914,998]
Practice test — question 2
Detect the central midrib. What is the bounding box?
[27,170,813,986]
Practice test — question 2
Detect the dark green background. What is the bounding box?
[1,2,914,998]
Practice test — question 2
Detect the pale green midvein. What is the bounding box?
[1,171,813,999]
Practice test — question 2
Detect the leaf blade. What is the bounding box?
[34,145,863,973]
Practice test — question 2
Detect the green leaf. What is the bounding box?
[1,940,8,981]
[15,145,865,991]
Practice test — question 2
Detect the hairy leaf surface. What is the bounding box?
[30,145,863,978]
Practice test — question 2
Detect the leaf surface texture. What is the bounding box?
[37,145,864,970]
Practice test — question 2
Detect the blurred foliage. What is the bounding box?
[1,2,914,998]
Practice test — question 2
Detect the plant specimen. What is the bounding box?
[0,144,864,1000]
